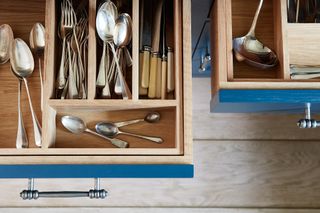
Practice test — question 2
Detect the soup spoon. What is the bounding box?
[0,24,13,64]
[10,38,42,147]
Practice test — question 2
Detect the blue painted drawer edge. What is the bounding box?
[0,164,194,179]
[211,89,320,113]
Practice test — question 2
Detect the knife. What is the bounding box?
[160,0,167,100]
[141,0,153,89]
[139,0,148,95]
[148,0,163,98]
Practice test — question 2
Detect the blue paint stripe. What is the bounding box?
[219,90,320,103]
[0,165,194,179]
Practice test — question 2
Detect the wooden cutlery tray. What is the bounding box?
[212,0,320,88]
[0,0,192,165]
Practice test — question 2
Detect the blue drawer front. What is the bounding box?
[211,89,320,113]
[0,164,194,179]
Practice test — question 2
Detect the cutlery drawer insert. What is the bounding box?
[0,0,192,166]
[211,0,320,113]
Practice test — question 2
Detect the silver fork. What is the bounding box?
[56,0,76,92]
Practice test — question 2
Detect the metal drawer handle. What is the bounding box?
[297,103,320,129]
[20,178,107,200]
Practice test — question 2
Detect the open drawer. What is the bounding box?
[0,0,193,178]
[211,0,320,113]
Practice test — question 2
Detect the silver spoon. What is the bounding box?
[10,38,42,147]
[114,112,161,128]
[11,67,29,149]
[233,0,278,69]
[0,24,13,64]
[97,8,132,99]
[30,23,45,112]
[113,13,132,96]
[96,122,163,144]
[61,116,129,148]
[96,1,117,98]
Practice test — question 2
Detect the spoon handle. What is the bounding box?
[247,0,264,37]
[23,78,42,147]
[85,129,129,148]
[96,42,107,87]
[120,131,163,144]
[57,37,67,89]
[114,119,145,128]
[16,79,29,149]
[38,57,43,112]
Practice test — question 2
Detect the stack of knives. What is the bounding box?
[139,0,175,99]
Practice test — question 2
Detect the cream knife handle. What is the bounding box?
[148,53,159,98]
[161,58,168,100]
[141,46,151,88]
[156,57,162,99]
[139,51,148,95]
[167,48,175,93]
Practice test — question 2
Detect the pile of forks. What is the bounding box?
[56,0,88,99]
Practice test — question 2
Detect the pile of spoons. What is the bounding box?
[0,23,45,149]
[233,0,278,69]
[61,112,163,148]
[96,0,132,99]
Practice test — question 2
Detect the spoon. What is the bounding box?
[61,116,129,148]
[233,0,278,69]
[114,112,161,128]
[113,13,132,96]
[96,1,117,98]
[0,24,13,64]
[10,38,42,147]
[30,23,45,112]
[96,122,163,144]
[96,8,132,99]
[11,67,29,149]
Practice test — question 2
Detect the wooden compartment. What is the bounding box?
[211,0,320,94]
[0,0,192,165]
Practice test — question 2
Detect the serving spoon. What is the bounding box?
[233,0,278,69]
[30,23,45,111]
[61,115,129,148]
[10,38,42,147]
[96,122,163,144]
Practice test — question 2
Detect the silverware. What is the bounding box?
[10,38,42,147]
[96,0,117,99]
[56,0,75,90]
[233,0,278,69]
[30,23,45,111]
[61,116,129,148]
[96,122,163,144]
[114,112,161,128]
[0,24,13,64]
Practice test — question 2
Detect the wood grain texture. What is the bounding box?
[2,139,320,207]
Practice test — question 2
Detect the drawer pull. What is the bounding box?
[297,103,320,129]
[20,178,107,200]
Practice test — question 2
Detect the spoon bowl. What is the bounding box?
[61,116,86,134]
[30,23,45,54]
[145,112,160,123]
[113,13,132,47]
[0,24,14,64]
[10,38,35,78]
[96,1,117,42]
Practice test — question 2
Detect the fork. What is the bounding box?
[56,0,76,92]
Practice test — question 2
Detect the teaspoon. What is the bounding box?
[61,115,129,148]
[30,23,45,112]
[96,122,163,144]
[233,0,278,69]
[114,112,161,128]
[10,38,42,147]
